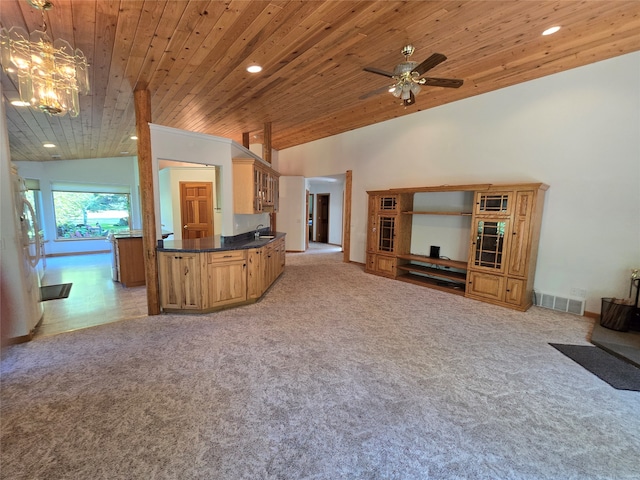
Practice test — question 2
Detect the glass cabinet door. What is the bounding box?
[377,216,396,252]
[379,195,398,212]
[472,219,509,272]
[475,192,511,215]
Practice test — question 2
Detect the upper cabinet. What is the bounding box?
[233,158,280,214]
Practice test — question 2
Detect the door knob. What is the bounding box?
[183,225,188,229]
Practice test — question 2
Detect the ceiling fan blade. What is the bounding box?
[359,84,393,100]
[363,66,395,78]
[412,53,447,76]
[421,77,464,88]
[403,90,416,107]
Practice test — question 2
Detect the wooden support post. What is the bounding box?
[343,170,352,263]
[242,132,250,149]
[133,88,161,315]
[262,121,272,164]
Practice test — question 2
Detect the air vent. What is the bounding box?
[534,292,585,316]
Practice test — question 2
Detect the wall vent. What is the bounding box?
[534,292,585,316]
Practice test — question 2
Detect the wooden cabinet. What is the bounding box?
[247,247,265,300]
[466,187,545,310]
[113,236,146,287]
[159,236,286,312]
[233,158,280,214]
[158,252,204,310]
[366,193,413,278]
[364,184,547,311]
[204,251,247,308]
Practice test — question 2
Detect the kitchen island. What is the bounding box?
[157,232,286,313]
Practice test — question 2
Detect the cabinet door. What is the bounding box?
[505,278,525,306]
[253,167,263,212]
[377,215,396,253]
[247,248,263,299]
[375,254,397,277]
[367,195,378,252]
[158,253,182,309]
[180,254,203,310]
[208,261,247,307]
[158,253,202,310]
[474,191,512,215]
[507,191,533,277]
[470,218,510,273]
[467,271,505,301]
[272,176,279,212]
[378,195,399,213]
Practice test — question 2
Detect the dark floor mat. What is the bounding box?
[40,283,72,301]
[550,343,640,391]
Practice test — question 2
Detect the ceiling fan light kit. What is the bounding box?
[0,0,90,117]
[364,44,463,106]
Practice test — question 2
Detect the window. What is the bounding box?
[52,183,131,240]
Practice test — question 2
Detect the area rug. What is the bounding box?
[40,283,72,301]
[550,343,640,391]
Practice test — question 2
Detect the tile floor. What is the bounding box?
[36,253,148,338]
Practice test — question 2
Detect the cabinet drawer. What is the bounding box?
[207,250,246,263]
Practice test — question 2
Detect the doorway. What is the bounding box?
[307,192,313,246]
[316,194,329,243]
[180,182,214,239]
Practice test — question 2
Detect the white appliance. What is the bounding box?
[1,91,44,341]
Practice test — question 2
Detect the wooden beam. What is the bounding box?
[133,88,160,315]
[343,170,352,263]
[242,132,250,149]
[262,121,272,164]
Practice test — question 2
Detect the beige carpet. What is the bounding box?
[1,247,639,479]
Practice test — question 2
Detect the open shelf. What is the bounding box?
[397,253,467,270]
[396,263,466,282]
[397,272,466,296]
[403,211,472,216]
[396,253,467,296]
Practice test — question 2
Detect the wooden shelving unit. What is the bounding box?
[366,183,549,311]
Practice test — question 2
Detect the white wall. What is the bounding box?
[150,124,270,237]
[14,157,141,255]
[279,176,306,251]
[278,52,640,314]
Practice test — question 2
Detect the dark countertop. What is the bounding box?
[112,230,173,239]
[157,231,285,253]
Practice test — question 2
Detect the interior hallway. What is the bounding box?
[36,243,342,338]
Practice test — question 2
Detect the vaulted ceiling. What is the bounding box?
[2,0,639,162]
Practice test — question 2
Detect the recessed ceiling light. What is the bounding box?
[542,26,561,36]
[247,64,262,73]
[130,135,138,140]
[43,143,56,148]
[11,100,30,107]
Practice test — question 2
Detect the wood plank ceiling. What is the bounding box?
[2,0,639,162]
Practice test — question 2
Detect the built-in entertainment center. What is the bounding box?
[365,183,548,311]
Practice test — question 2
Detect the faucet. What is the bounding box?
[255,224,264,238]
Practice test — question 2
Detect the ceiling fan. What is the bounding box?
[363,45,463,106]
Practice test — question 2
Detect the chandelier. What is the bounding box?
[0,0,89,117]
